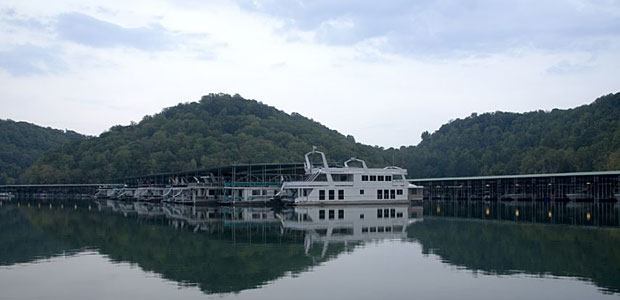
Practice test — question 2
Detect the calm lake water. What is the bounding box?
[1,199,619,300]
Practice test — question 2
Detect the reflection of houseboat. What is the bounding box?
[133,202,165,218]
[219,206,279,224]
[135,187,165,202]
[279,148,422,205]
[162,184,219,204]
[163,203,221,231]
[278,205,422,256]
[105,200,137,217]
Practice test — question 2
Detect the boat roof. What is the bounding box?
[410,170,620,182]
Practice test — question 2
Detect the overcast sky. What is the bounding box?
[1,0,619,147]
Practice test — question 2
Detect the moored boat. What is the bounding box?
[278,148,420,205]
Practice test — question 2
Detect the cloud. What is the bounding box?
[55,12,175,50]
[0,44,66,76]
[239,0,620,56]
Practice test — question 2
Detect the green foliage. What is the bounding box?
[22,93,393,183]
[0,119,84,184]
[402,93,620,177]
[10,92,620,183]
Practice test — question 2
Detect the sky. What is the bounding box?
[0,0,619,147]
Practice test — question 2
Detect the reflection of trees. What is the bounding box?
[408,218,620,293]
[0,206,81,266]
[1,205,344,294]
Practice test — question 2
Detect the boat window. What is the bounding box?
[378,175,384,181]
[360,213,365,219]
[384,190,390,199]
[314,174,328,181]
[338,209,344,219]
[390,209,396,218]
[319,190,325,200]
[328,190,335,200]
[378,226,385,232]
[393,225,403,232]
[370,227,377,232]
[319,210,325,219]
[384,209,390,217]
[391,190,396,199]
[252,190,261,196]
[377,209,383,218]
[360,189,365,195]
[385,226,392,232]
[333,174,354,182]
[393,175,404,180]
[316,229,328,236]
[385,176,392,181]
[209,189,216,196]
[252,213,261,219]
[302,189,312,196]
[332,228,353,235]
[362,227,369,233]
[328,210,335,219]
[377,190,383,200]
[397,189,403,195]
[338,190,344,200]
[362,175,369,181]
[396,212,403,218]
[370,175,377,181]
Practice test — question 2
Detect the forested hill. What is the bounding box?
[14,92,620,183]
[401,92,620,178]
[22,94,391,183]
[0,120,84,184]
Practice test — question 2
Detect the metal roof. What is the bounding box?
[410,170,620,182]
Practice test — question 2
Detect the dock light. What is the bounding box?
[49,203,52,209]
[586,182,591,185]
[37,203,40,209]
[586,212,591,221]
[436,206,441,214]
[548,211,552,218]
[74,205,77,210]
[17,202,20,207]
[88,205,91,211]
[27,203,30,208]
[61,204,64,209]
[485,208,490,216]
[515,209,520,217]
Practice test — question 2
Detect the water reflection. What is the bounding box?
[0,199,618,298]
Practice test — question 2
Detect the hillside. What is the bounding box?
[22,93,391,183]
[0,120,84,184]
[401,92,620,178]
[15,92,620,184]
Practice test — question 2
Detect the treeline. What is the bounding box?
[400,92,620,178]
[0,119,83,184]
[5,92,620,184]
[21,94,392,183]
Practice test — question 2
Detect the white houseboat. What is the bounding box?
[135,186,165,202]
[278,148,423,205]
[162,184,219,204]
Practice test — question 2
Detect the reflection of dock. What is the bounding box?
[424,200,619,227]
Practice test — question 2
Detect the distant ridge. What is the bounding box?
[400,92,620,178]
[0,119,84,184]
[5,92,619,184]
